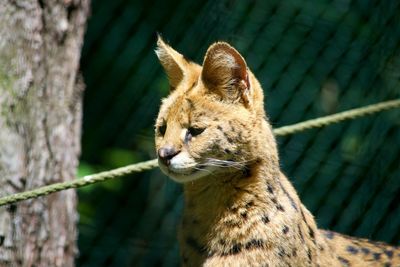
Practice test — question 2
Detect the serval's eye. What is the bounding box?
[158,124,167,136]
[186,127,205,141]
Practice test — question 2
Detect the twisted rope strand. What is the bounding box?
[273,99,400,136]
[0,159,158,206]
[0,99,399,206]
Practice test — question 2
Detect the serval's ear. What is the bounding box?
[201,42,251,106]
[155,35,187,90]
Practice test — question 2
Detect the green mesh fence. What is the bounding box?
[77,0,400,266]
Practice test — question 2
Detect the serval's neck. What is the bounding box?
[179,160,330,266]
[182,161,280,233]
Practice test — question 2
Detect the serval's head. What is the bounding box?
[154,37,278,183]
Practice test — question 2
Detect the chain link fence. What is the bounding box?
[77,0,400,266]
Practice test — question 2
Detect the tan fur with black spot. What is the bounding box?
[154,36,400,267]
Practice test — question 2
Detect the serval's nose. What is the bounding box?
[158,145,180,166]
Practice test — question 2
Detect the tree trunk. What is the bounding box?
[0,1,89,266]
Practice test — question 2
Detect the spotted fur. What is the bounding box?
[154,37,400,267]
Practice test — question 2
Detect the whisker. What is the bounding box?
[200,158,257,170]
[194,166,217,177]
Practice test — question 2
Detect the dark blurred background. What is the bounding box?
[76,0,400,266]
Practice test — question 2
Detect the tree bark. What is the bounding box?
[0,0,89,266]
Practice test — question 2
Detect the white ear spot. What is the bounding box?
[214,52,237,69]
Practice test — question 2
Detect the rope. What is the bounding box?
[273,99,400,136]
[0,98,399,207]
[0,159,158,206]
